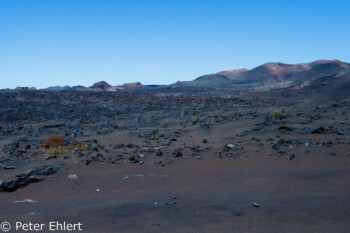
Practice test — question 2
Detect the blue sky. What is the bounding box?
[1,0,350,88]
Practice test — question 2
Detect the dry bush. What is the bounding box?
[42,136,65,148]
[67,143,87,151]
[273,111,281,116]
[45,148,68,156]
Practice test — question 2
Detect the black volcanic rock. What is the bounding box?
[0,165,58,192]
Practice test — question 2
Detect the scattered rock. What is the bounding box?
[172,148,183,157]
[68,174,79,180]
[253,202,261,208]
[13,199,38,204]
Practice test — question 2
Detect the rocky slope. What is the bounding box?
[170,59,350,90]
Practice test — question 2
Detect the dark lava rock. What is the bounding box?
[172,148,183,157]
[128,155,139,163]
[113,144,125,149]
[250,126,264,132]
[278,126,294,131]
[312,127,328,134]
[78,151,87,157]
[296,127,312,134]
[91,153,104,162]
[0,165,58,192]
[85,159,92,165]
[35,165,58,175]
[126,143,139,149]
[156,151,163,156]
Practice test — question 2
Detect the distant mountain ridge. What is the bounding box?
[170,59,350,89]
[290,61,349,85]
[10,59,350,93]
[44,82,165,92]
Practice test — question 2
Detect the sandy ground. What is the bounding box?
[1,152,350,233]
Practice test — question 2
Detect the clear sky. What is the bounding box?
[1,0,350,89]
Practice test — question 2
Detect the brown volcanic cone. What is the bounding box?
[90,81,112,89]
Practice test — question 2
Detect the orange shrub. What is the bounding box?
[73,138,79,143]
[42,136,65,148]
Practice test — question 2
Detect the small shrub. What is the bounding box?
[52,128,60,134]
[273,111,281,116]
[67,143,87,152]
[142,142,147,147]
[191,119,197,125]
[42,136,65,148]
[69,123,74,128]
[151,135,159,140]
[80,123,87,127]
[341,99,349,103]
[73,138,79,143]
[45,148,68,157]
[76,144,87,151]
[67,144,75,151]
